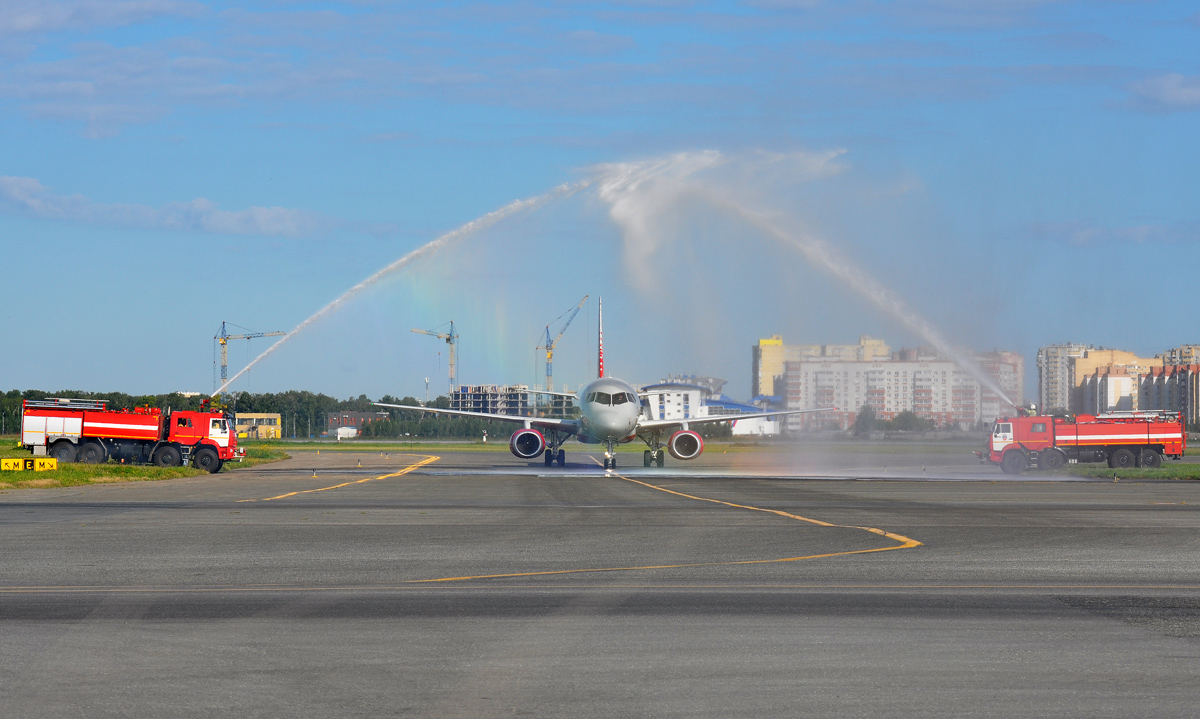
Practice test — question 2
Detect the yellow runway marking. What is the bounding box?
[4,583,1200,594]
[239,455,439,502]
[407,458,921,583]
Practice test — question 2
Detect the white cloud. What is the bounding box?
[0,0,202,35]
[0,175,332,237]
[1127,73,1200,111]
[1028,220,1200,245]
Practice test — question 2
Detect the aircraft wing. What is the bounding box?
[527,390,578,399]
[373,403,578,433]
[637,407,831,432]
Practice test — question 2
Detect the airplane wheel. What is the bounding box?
[656,452,664,468]
[644,450,652,467]
[544,451,553,467]
[557,450,565,467]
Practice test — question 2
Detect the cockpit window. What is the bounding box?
[593,392,611,405]
[586,392,596,402]
[612,393,627,405]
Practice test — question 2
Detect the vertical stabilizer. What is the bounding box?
[598,296,605,378]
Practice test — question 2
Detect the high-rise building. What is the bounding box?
[779,345,1024,431]
[1139,365,1200,426]
[1157,345,1200,366]
[1036,343,1091,412]
[752,335,890,398]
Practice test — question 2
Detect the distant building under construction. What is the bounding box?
[450,385,531,415]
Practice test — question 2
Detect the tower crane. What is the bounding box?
[412,321,459,395]
[537,295,588,392]
[213,322,286,394]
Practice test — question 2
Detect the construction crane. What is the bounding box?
[213,322,286,394]
[537,295,588,392]
[412,321,459,395]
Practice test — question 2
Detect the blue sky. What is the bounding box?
[2,1,1198,401]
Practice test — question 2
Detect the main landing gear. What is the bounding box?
[543,430,567,468]
[544,448,566,467]
[641,432,665,468]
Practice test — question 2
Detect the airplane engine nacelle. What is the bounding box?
[509,428,546,459]
[668,430,704,461]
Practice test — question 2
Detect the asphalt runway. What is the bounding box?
[3,447,1200,718]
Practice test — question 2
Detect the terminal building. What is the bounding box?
[639,374,782,436]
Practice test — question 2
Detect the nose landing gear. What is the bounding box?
[602,441,617,470]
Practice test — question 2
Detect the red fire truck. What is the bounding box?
[977,411,1186,474]
[20,398,244,473]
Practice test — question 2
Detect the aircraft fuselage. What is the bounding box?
[575,377,642,444]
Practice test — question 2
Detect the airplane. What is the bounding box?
[376,298,829,469]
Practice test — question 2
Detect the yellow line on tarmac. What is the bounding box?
[4,583,1200,594]
[407,458,920,583]
[614,471,922,549]
[240,455,439,502]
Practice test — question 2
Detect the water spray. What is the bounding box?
[732,204,1017,409]
[590,151,1017,411]
[212,181,587,397]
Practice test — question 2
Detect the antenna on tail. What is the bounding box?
[597,296,605,379]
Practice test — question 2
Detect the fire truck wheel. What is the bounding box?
[193,447,221,473]
[1140,449,1162,469]
[78,442,106,464]
[1000,450,1026,475]
[153,446,181,467]
[1110,448,1136,470]
[1037,450,1066,471]
[49,441,78,463]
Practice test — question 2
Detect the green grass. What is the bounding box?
[1061,463,1200,480]
[0,442,289,490]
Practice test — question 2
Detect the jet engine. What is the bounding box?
[509,428,546,459]
[667,430,704,460]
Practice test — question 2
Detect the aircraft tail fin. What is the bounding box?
[597,296,604,379]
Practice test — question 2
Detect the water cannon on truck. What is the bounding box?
[19,398,245,473]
